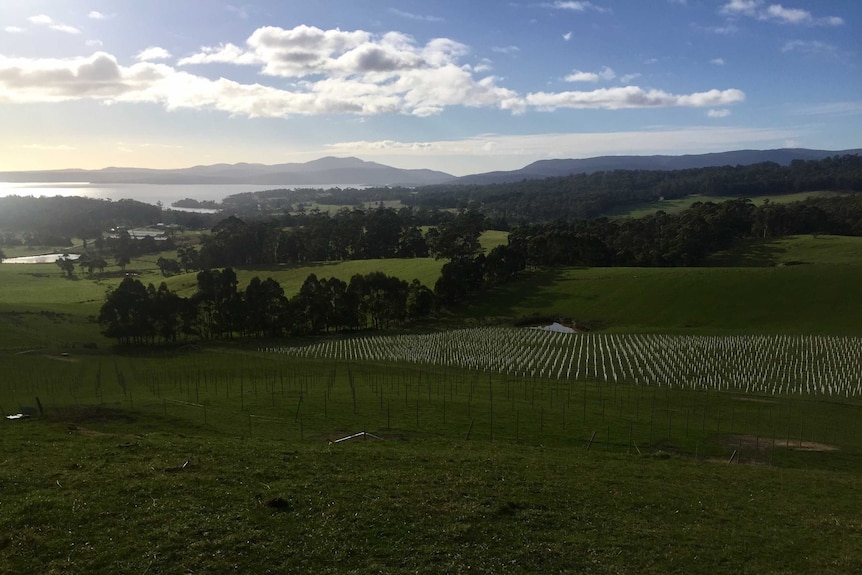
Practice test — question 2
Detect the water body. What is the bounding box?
[3,253,80,264]
[0,182,365,207]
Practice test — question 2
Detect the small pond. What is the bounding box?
[2,253,80,264]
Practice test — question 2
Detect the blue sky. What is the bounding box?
[0,0,859,175]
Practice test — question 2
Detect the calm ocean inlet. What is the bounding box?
[0,182,359,207]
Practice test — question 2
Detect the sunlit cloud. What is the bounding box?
[526,87,745,110]
[137,47,172,62]
[0,27,745,119]
[27,14,80,34]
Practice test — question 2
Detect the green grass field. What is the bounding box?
[3,232,862,573]
[609,191,847,219]
[2,351,861,573]
[467,264,862,334]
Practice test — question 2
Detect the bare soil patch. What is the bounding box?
[723,434,838,452]
[44,405,136,425]
[732,396,776,404]
[44,354,78,362]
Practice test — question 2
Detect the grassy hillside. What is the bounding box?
[467,235,862,334]
[3,234,862,350]
[2,352,861,574]
[4,232,862,573]
[610,191,847,219]
[468,264,862,334]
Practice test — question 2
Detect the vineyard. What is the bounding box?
[269,328,862,398]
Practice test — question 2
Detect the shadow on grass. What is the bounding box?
[458,268,576,322]
[707,239,788,267]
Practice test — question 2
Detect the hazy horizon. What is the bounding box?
[1,1,859,175]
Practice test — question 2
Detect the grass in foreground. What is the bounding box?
[2,397,861,574]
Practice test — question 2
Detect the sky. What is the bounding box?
[0,0,859,176]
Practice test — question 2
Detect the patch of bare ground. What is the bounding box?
[732,396,776,404]
[723,434,838,452]
[45,405,136,425]
[44,354,78,362]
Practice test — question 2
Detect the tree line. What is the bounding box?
[406,155,862,224]
[98,268,438,344]
[507,195,862,267]
[98,240,528,346]
[194,207,486,268]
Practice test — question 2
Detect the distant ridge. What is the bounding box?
[3,149,860,188]
[0,156,454,187]
[450,148,862,185]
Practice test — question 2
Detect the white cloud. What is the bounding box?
[0,52,139,103]
[720,0,760,16]
[492,45,520,55]
[564,66,615,83]
[0,29,746,120]
[88,11,112,20]
[27,14,53,25]
[175,26,521,116]
[526,86,745,110]
[762,4,843,25]
[719,2,843,26]
[137,47,172,62]
[764,4,810,23]
[565,70,599,82]
[86,39,104,47]
[5,26,26,34]
[781,40,837,56]
[709,24,739,34]
[27,14,80,34]
[707,108,731,118]
[0,49,521,118]
[549,1,608,13]
[710,58,725,65]
[619,73,641,83]
[388,8,444,23]
[563,31,573,41]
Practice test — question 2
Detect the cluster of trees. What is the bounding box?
[54,231,177,279]
[99,269,435,344]
[0,196,162,241]
[217,186,415,216]
[508,195,862,267]
[433,245,526,306]
[407,155,862,224]
[194,208,486,268]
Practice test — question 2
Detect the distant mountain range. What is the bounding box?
[1,149,858,188]
[0,156,454,187]
[450,148,862,185]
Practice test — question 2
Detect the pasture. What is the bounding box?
[468,260,862,334]
[609,191,848,219]
[3,232,862,572]
[2,346,862,573]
